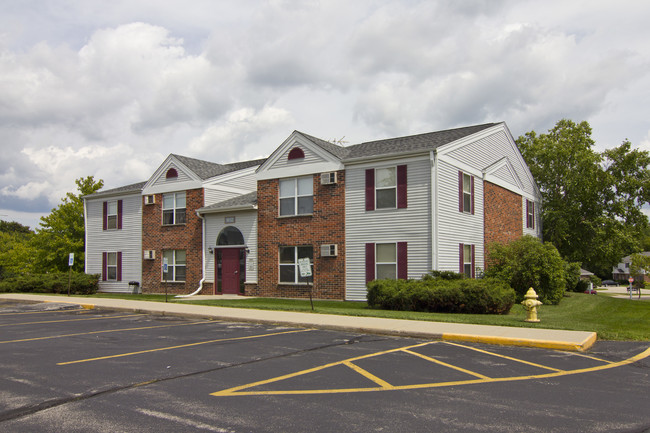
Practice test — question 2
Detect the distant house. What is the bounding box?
[612,252,650,282]
[84,122,542,300]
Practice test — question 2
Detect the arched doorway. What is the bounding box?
[215,226,246,295]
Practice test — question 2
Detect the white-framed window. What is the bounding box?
[279,176,313,216]
[462,173,472,213]
[162,250,186,282]
[106,201,118,230]
[376,243,397,279]
[162,192,186,225]
[526,199,535,229]
[463,244,472,278]
[376,167,397,209]
[106,252,117,280]
[279,246,313,284]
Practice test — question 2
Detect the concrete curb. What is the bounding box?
[1,294,598,352]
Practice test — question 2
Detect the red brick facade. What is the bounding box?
[483,181,523,268]
[141,188,206,294]
[252,171,346,299]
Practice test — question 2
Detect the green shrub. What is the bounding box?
[588,275,602,288]
[485,235,567,305]
[0,273,99,295]
[422,270,464,281]
[565,262,581,291]
[367,277,515,314]
[574,279,590,293]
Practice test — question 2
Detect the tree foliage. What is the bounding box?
[484,235,567,305]
[31,176,104,273]
[516,119,650,277]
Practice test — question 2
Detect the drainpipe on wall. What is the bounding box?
[175,210,206,298]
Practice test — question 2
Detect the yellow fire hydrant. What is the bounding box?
[521,287,543,323]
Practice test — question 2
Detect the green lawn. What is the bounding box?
[86,292,650,341]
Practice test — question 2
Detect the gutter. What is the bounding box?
[175,210,207,298]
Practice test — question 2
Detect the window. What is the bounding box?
[365,166,407,211]
[279,176,313,216]
[459,243,475,278]
[102,251,122,281]
[166,168,178,179]
[458,171,474,214]
[162,192,186,225]
[365,242,407,282]
[102,200,122,230]
[279,246,313,284]
[376,243,397,279]
[526,199,535,229]
[162,250,186,282]
[288,147,305,160]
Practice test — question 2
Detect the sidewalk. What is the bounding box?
[0,293,597,352]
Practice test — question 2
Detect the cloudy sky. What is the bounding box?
[1,0,649,230]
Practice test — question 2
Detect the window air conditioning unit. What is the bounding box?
[144,195,155,205]
[320,172,337,185]
[320,244,338,257]
[143,250,156,260]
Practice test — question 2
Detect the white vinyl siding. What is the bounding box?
[203,167,259,206]
[85,193,142,293]
[436,160,484,274]
[345,156,431,301]
[204,210,258,284]
[270,146,324,170]
[152,164,193,187]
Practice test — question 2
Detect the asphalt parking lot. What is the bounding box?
[1,300,649,433]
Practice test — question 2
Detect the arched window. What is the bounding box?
[166,168,178,179]
[217,226,245,246]
[288,147,305,160]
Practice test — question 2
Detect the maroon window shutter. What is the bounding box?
[459,243,464,274]
[117,200,123,230]
[470,176,475,215]
[397,242,408,279]
[102,201,107,230]
[365,243,375,283]
[458,171,463,212]
[102,252,107,281]
[471,244,475,278]
[397,165,407,209]
[117,252,122,281]
[365,169,375,211]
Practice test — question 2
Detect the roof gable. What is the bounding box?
[257,131,345,180]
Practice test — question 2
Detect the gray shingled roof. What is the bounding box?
[173,154,266,180]
[197,192,257,213]
[343,123,498,160]
[295,123,498,162]
[83,181,147,199]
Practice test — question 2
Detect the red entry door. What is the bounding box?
[221,248,241,295]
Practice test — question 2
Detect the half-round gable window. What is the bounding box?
[217,226,245,246]
[166,168,178,179]
[288,147,305,160]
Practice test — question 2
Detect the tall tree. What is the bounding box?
[517,119,650,277]
[31,176,104,272]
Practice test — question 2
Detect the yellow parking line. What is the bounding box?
[443,341,563,372]
[402,348,491,380]
[57,329,312,365]
[0,314,143,327]
[212,346,650,397]
[0,308,88,316]
[0,320,211,344]
[343,361,393,389]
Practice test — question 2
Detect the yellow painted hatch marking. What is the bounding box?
[402,348,491,380]
[343,361,394,389]
[0,320,210,344]
[0,308,88,316]
[57,329,311,365]
[211,344,650,397]
[0,314,142,327]
[443,341,563,372]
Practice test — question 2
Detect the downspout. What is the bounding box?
[175,210,206,298]
[430,150,438,271]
